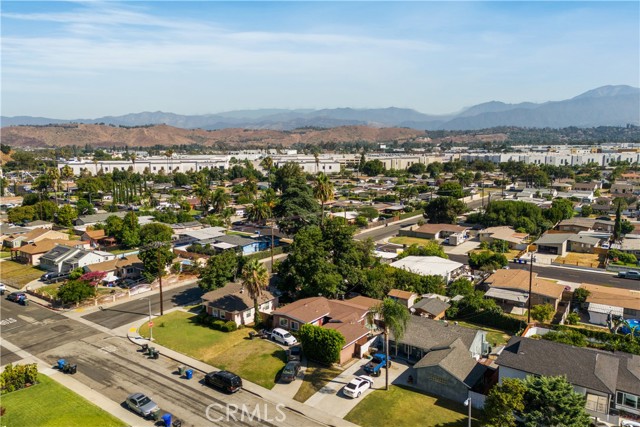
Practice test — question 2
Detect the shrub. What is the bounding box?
[221,321,238,332]
[565,312,581,325]
[298,324,345,365]
[1,363,38,394]
[530,304,555,323]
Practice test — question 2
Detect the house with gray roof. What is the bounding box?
[567,234,602,253]
[74,211,127,226]
[534,233,574,256]
[410,296,450,320]
[39,245,116,273]
[389,316,489,404]
[497,336,640,422]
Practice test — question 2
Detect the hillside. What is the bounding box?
[0,124,428,148]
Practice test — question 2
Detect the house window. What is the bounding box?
[279,318,289,328]
[244,311,251,318]
[291,321,299,331]
[218,310,225,319]
[617,392,639,410]
[586,393,608,413]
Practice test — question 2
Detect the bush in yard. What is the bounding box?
[298,324,345,365]
[222,321,238,332]
[57,279,96,304]
[530,304,554,323]
[0,363,38,394]
[565,312,580,325]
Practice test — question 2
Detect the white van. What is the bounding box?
[270,328,297,346]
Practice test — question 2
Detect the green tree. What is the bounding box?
[33,201,57,221]
[139,242,175,284]
[273,162,306,193]
[56,204,77,227]
[397,242,447,259]
[139,223,173,244]
[522,375,591,427]
[313,172,334,226]
[362,159,385,176]
[241,258,270,326]
[246,199,272,225]
[76,198,95,215]
[298,324,345,365]
[580,204,593,217]
[367,298,410,390]
[57,279,96,304]
[621,219,635,235]
[8,205,36,224]
[469,250,508,271]
[423,196,467,224]
[407,163,426,175]
[530,303,554,322]
[613,199,623,242]
[436,181,464,198]
[210,188,231,213]
[483,378,527,427]
[573,288,590,304]
[426,162,443,178]
[198,250,239,291]
[274,183,321,235]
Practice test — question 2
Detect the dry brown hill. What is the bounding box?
[0,124,428,148]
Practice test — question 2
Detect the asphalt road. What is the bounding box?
[82,282,204,329]
[1,295,326,427]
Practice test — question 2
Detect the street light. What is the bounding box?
[464,397,472,427]
[528,251,537,324]
[141,297,153,341]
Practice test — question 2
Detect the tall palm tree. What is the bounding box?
[313,172,334,226]
[164,149,174,174]
[246,199,272,225]
[241,258,270,326]
[210,188,231,213]
[193,174,211,211]
[130,153,137,172]
[47,167,61,207]
[367,298,410,390]
[260,157,274,188]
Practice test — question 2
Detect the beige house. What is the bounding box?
[3,228,69,249]
[11,239,90,266]
[484,269,565,314]
[202,282,278,327]
[478,226,529,250]
[581,283,640,325]
[388,289,418,308]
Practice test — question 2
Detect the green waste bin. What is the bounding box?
[178,366,185,375]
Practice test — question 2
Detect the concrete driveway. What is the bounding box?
[304,357,411,419]
[444,239,480,255]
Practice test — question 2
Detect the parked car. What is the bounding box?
[617,271,640,280]
[204,370,242,393]
[287,345,302,362]
[41,271,69,284]
[270,328,297,346]
[0,283,6,295]
[125,393,160,419]
[6,291,27,303]
[364,353,390,377]
[280,361,301,383]
[342,376,374,398]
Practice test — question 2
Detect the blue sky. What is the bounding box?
[2,1,639,119]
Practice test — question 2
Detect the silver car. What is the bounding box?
[125,392,160,418]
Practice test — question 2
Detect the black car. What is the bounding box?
[204,370,242,393]
[287,345,302,362]
[280,361,301,383]
[6,291,27,303]
[41,272,69,284]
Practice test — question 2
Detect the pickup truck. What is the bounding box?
[363,353,390,377]
[617,271,640,280]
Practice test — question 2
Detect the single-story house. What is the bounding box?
[169,221,204,234]
[534,232,575,256]
[478,226,529,250]
[387,289,418,308]
[615,238,640,257]
[398,223,469,241]
[23,220,54,230]
[573,182,600,192]
[410,295,451,320]
[567,234,601,253]
[272,296,380,364]
[172,227,226,247]
[557,217,596,233]
[580,283,640,325]
[3,228,70,249]
[39,246,116,273]
[497,336,640,422]
[84,255,144,285]
[390,256,465,283]
[11,239,90,266]
[81,229,109,248]
[75,211,127,226]
[390,316,489,404]
[611,182,638,197]
[201,282,278,326]
[484,269,565,314]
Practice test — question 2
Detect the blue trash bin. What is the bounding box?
[185,369,193,380]
[162,413,172,427]
[57,359,66,370]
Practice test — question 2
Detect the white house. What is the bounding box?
[390,256,465,282]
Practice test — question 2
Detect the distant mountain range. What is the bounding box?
[2,85,639,130]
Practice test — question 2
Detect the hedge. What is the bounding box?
[194,314,238,333]
[548,324,640,355]
[298,324,345,365]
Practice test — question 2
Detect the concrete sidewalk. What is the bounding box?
[126,323,358,427]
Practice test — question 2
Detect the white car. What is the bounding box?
[0,283,6,295]
[270,328,297,346]
[342,375,374,398]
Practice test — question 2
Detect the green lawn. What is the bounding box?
[389,236,433,246]
[0,374,126,427]
[344,385,480,427]
[0,250,11,259]
[107,248,136,255]
[0,260,43,287]
[37,283,62,298]
[454,321,512,347]
[138,311,286,389]
[293,361,343,403]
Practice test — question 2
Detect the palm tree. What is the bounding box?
[221,207,234,230]
[210,188,231,213]
[313,172,334,226]
[241,258,270,326]
[164,150,174,174]
[193,174,211,211]
[246,199,272,225]
[367,298,410,390]
[47,167,61,207]
[260,157,274,188]
[130,153,137,172]
[60,165,74,201]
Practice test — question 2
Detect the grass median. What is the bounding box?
[139,311,286,389]
[0,374,126,427]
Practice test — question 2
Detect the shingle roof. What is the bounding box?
[486,269,565,299]
[581,283,640,311]
[497,336,640,395]
[411,298,450,316]
[411,223,469,235]
[388,289,417,300]
[323,322,370,347]
[534,233,574,245]
[414,338,486,387]
[392,316,478,351]
[13,239,86,255]
[201,282,276,313]
[273,296,372,324]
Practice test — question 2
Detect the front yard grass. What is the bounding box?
[389,236,433,247]
[0,260,43,287]
[0,374,126,427]
[556,252,603,268]
[138,311,286,389]
[344,385,480,427]
[454,321,512,347]
[0,250,11,259]
[293,361,344,403]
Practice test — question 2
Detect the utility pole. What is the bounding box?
[270,220,274,272]
[528,251,535,324]
[157,245,164,316]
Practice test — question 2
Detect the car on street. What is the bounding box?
[125,392,160,419]
[287,345,302,362]
[342,376,374,398]
[270,328,297,346]
[0,283,6,295]
[6,291,27,303]
[205,370,242,393]
[617,271,640,280]
[280,361,301,383]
